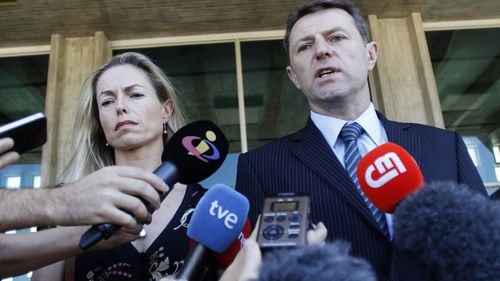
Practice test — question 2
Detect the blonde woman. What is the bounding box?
[33,52,213,280]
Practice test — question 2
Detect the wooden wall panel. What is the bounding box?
[41,34,65,186]
[368,13,444,127]
[408,13,444,127]
[41,32,109,186]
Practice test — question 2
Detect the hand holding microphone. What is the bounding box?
[79,120,229,250]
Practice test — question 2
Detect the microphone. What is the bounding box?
[79,120,229,250]
[258,241,377,281]
[187,217,251,269]
[216,217,251,269]
[357,142,424,213]
[176,184,250,281]
[393,181,500,281]
[189,218,252,269]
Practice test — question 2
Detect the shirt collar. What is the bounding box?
[357,103,384,146]
[310,103,383,148]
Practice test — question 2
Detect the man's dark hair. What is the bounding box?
[283,0,370,56]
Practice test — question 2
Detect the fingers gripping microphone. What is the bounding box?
[79,120,229,250]
[357,142,424,213]
[177,184,250,281]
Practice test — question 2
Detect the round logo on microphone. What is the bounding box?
[166,120,229,184]
[181,130,221,163]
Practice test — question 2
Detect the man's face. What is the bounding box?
[286,8,377,115]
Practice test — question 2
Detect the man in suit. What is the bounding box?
[235,0,488,280]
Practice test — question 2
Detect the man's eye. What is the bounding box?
[131,93,144,98]
[297,44,312,52]
[330,35,347,42]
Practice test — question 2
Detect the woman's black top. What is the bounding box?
[74,184,215,281]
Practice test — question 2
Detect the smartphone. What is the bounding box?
[257,192,310,250]
[0,112,47,154]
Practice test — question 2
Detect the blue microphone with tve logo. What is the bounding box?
[79,120,229,251]
[176,184,250,281]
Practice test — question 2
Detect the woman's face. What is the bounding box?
[95,64,172,152]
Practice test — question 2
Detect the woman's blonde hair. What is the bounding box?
[60,52,186,183]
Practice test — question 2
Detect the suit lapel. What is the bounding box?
[378,112,421,165]
[289,119,381,231]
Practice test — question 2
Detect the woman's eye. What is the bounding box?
[101,100,113,107]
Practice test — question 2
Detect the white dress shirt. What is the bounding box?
[310,103,394,239]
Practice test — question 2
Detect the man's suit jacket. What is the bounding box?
[235,114,487,281]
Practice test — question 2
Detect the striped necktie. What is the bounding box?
[340,122,388,236]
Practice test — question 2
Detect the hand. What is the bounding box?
[307,221,328,245]
[92,222,144,250]
[49,166,169,229]
[0,138,19,168]
[51,225,144,252]
[219,217,262,281]
[219,219,329,281]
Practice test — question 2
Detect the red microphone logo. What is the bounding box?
[358,143,424,213]
[365,152,407,188]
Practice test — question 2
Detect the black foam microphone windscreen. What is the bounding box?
[163,120,229,185]
[258,241,377,281]
[393,181,500,281]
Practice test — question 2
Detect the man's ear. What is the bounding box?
[286,65,302,90]
[366,41,379,71]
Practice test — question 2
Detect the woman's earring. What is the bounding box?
[105,142,109,147]
[163,123,167,135]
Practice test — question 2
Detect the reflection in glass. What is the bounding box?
[426,28,500,191]
[0,55,47,281]
[0,55,48,164]
[0,55,47,192]
[241,40,309,150]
